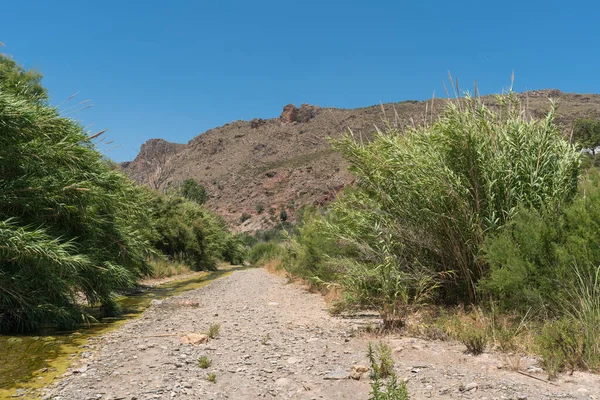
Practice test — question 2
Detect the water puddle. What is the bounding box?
[0,265,246,398]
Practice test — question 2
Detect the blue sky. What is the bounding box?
[2,0,597,162]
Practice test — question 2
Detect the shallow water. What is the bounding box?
[0,266,244,396]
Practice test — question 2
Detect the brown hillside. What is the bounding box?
[122,90,600,230]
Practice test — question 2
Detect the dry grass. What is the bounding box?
[149,258,192,278]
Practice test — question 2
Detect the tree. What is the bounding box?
[573,118,600,153]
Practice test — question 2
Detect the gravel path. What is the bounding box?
[43,268,600,400]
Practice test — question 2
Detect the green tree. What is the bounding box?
[573,118,600,152]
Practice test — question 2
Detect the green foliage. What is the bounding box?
[181,178,207,204]
[0,67,155,332]
[149,195,231,271]
[279,209,288,222]
[283,212,340,286]
[330,93,580,305]
[206,372,217,383]
[207,323,221,339]
[248,241,285,266]
[198,356,212,369]
[482,172,600,313]
[0,54,47,103]
[461,327,487,355]
[537,319,586,378]
[255,203,265,214]
[368,342,408,400]
[0,55,237,332]
[573,118,600,150]
[222,234,247,265]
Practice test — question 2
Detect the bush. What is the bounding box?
[181,178,207,204]
[0,56,156,332]
[198,356,212,369]
[240,212,251,223]
[149,195,230,271]
[330,93,580,306]
[537,319,586,378]
[248,241,285,266]
[573,118,600,151]
[482,172,600,314]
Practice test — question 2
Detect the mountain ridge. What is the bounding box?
[122,89,600,230]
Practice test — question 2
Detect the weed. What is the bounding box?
[207,323,221,339]
[367,342,408,400]
[261,333,271,345]
[198,356,212,369]
[368,342,394,378]
[537,319,584,378]
[461,328,487,355]
[240,212,251,223]
[206,372,217,383]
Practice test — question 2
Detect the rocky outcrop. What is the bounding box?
[280,104,299,124]
[250,118,266,129]
[279,104,320,124]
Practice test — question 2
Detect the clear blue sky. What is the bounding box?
[2,0,597,162]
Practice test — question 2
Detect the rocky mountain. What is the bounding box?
[122,90,600,230]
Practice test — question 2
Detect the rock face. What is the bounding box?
[279,104,299,124]
[279,104,320,124]
[120,91,600,231]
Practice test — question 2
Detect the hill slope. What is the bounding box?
[122,90,600,230]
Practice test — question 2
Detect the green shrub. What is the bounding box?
[482,172,600,314]
[573,118,600,151]
[198,356,212,369]
[282,213,340,285]
[222,234,247,265]
[248,241,285,266]
[537,319,585,378]
[367,342,408,400]
[149,195,230,271]
[329,93,580,306]
[181,178,207,204]
[206,372,217,383]
[255,204,265,214]
[279,209,288,222]
[0,56,157,331]
[461,328,487,355]
[207,323,221,339]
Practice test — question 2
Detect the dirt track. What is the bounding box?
[42,268,599,400]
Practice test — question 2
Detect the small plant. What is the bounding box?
[207,323,221,339]
[261,333,271,345]
[240,212,251,223]
[367,342,408,400]
[206,372,217,383]
[537,318,585,378]
[461,328,487,355]
[279,209,288,222]
[198,356,212,369]
[256,204,265,214]
[369,342,394,379]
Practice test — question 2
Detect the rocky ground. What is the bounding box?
[41,268,600,400]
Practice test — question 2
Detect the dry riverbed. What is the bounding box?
[34,268,600,400]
